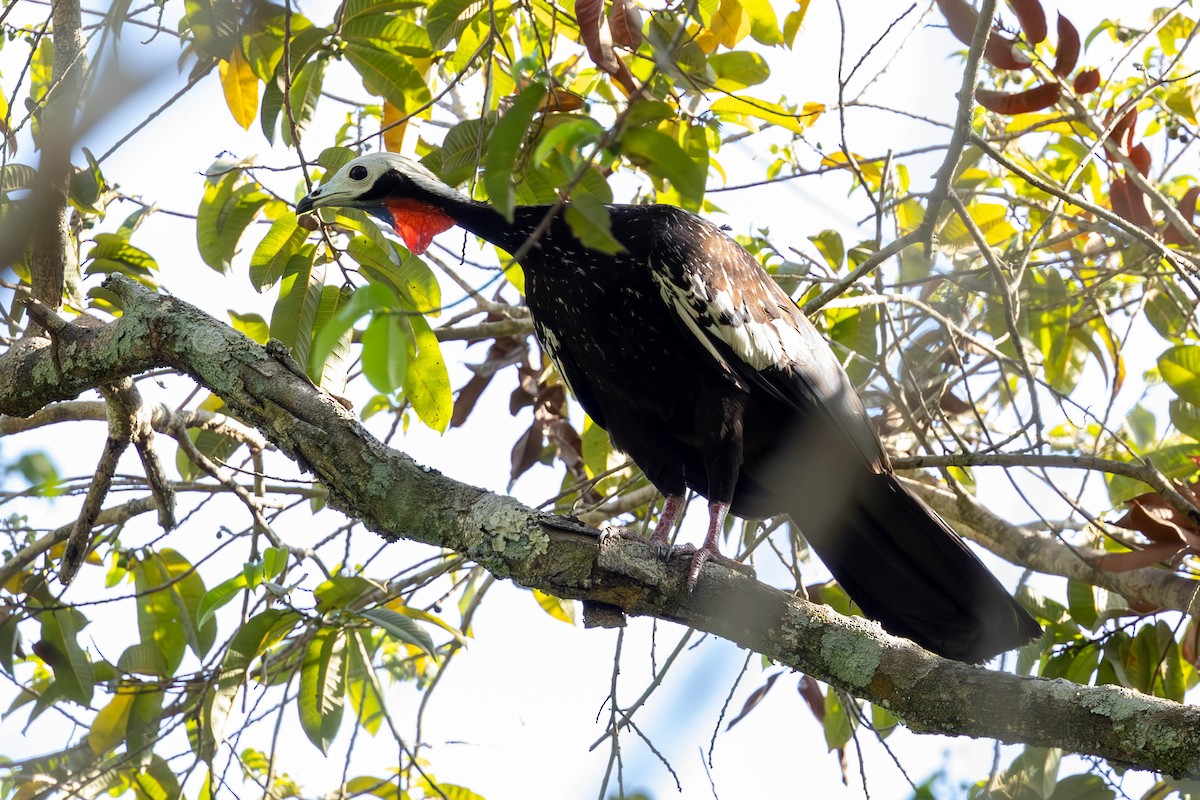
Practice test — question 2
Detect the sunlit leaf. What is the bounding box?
[299,628,347,753]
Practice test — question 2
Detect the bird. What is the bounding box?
[295,152,1041,662]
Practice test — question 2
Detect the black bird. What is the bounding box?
[296,153,1040,662]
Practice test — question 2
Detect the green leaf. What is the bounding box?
[88,690,136,754]
[197,176,271,273]
[196,573,250,630]
[250,213,308,292]
[808,229,844,271]
[346,632,387,736]
[197,609,300,760]
[384,602,469,646]
[358,607,437,659]
[183,0,240,59]
[125,688,164,767]
[531,588,575,624]
[0,614,21,675]
[620,127,706,210]
[361,311,412,394]
[1160,345,1200,406]
[229,311,270,344]
[117,643,170,678]
[432,117,490,184]
[282,60,326,147]
[84,233,158,283]
[40,608,95,706]
[347,235,442,313]
[708,50,770,90]
[344,43,432,113]
[1065,579,1098,631]
[426,0,483,49]
[484,83,546,221]
[822,688,855,751]
[270,246,323,366]
[308,284,356,391]
[739,0,782,44]
[298,628,347,753]
[341,12,431,56]
[1170,398,1200,441]
[403,313,453,432]
[315,575,379,612]
[564,194,625,254]
[1046,774,1115,800]
[132,555,186,675]
[308,283,393,379]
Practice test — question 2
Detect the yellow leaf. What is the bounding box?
[708,0,750,49]
[939,203,1015,248]
[382,102,408,153]
[219,47,259,130]
[532,589,575,624]
[820,150,881,184]
[88,689,135,754]
[710,97,820,134]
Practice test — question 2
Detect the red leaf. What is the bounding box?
[985,34,1033,70]
[1109,177,1152,228]
[976,83,1060,114]
[935,0,1030,70]
[1183,617,1200,668]
[1129,142,1151,175]
[1053,14,1080,76]
[1105,108,1136,151]
[1090,542,1185,572]
[936,0,981,45]
[797,675,825,725]
[1165,186,1200,245]
[510,423,544,484]
[1114,498,1188,545]
[608,0,643,50]
[452,373,492,428]
[939,389,972,415]
[726,671,784,731]
[1008,0,1047,43]
[1073,68,1100,94]
[575,0,616,71]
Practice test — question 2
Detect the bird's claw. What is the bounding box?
[647,532,674,559]
[684,544,755,589]
[598,525,644,545]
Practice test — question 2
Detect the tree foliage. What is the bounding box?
[2,0,1200,798]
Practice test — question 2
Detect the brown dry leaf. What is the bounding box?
[726,671,784,731]
[1052,14,1080,77]
[797,675,825,724]
[1008,0,1047,43]
[1073,68,1100,94]
[575,0,617,71]
[1164,186,1200,246]
[609,0,643,50]
[1090,542,1184,573]
[976,83,1060,115]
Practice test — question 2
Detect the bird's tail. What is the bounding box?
[797,473,1040,663]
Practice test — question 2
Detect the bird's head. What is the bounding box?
[296,153,466,255]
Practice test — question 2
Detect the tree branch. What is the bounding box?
[4,275,1200,776]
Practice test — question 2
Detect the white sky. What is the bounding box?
[0,1,1185,798]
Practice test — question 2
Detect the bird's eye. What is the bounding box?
[349,165,369,181]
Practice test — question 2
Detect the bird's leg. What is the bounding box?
[688,500,730,588]
[647,494,686,558]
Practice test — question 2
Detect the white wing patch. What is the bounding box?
[651,262,811,373]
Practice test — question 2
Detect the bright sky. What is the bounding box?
[0,0,1178,798]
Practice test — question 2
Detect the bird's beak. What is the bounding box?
[295,190,322,216]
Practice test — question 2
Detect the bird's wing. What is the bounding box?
[638,207,888,467]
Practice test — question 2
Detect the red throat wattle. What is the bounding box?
[384,198,455,255]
